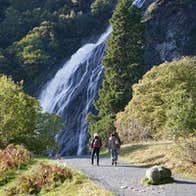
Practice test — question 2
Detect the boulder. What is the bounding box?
[145,165,172,184]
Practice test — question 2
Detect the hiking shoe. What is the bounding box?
[115,161,117,166]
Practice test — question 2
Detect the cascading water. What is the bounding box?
[39,1,146,156]
[39,26,112,155]
[133,0,146,8]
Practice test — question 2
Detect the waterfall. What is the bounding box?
[39,0,146,156]
[133,0,146,8]
[39,26,112,155]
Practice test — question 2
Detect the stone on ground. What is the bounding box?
[144,165,173,185]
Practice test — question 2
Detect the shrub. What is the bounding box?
[116,57,196,142]
[6,163,73,195]
[0,144,31,175]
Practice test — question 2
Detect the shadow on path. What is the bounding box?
[98,164,149,169]
[174,179,196,185]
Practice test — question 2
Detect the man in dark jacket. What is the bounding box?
[91,133,102,166]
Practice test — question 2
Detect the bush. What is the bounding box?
[6,163,73,195]
[116,57,196,142]
[0,144,31,175]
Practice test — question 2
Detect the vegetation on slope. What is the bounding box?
[0,157,112,196]
[87,0,145,143]
[0,0,116,94]
[0,144,31,186]
[119,142,196,179]
[116,57,196,170]
[116,57,196,142]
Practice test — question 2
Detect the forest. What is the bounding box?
[0,0,115,94]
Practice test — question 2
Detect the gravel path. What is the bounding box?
[58,156,196,196]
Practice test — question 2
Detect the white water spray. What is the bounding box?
[133,0,146,8]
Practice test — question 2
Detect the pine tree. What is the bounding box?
[87,0,145,141]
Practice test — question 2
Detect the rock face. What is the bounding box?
[145,165,172,184]
[143,0,196,70]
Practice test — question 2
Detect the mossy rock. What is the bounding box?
[142,165,174,185]
[142,176,174,185]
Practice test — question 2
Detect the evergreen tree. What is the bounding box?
[87,0,144,142]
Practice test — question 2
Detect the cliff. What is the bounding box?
[143,0,196,69]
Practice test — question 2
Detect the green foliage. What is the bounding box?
[116,57,196,142]
[86,114,114,143]
[0,75,63,154]
[0,0,114,94]
[0,75,38,147]
[6,163,73,195]
[88,0,144,142]
[166,90,196,139]
[91,0,115,22]
[33,113,63,154]
[14,21,57,78]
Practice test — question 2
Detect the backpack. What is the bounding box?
[93,138,101,148]
[114,138,120,148]
[110,136,120,149]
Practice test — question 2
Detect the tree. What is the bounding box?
[0,75,39,147]
[90,0,115,22]
[0,75,63,154]
[88,0,144,142]
[14,21,58,78]
[166,90,196,139]
[33,113,63,154]
[115,57,196,142]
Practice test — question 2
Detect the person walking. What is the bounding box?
[108,132,121,166]
[91,133,102,166]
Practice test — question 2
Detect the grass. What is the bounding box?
[0,160,37,195]
[0,159,37,187]
[37,159,112,196]
[42,170,112,196]
[118,141,196,179]
[0,158,112,196]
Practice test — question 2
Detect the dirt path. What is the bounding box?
[58,156,196,196]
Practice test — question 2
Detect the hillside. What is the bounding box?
[0,0,116,94]
[119,142,196,179]
[116,57,196,142]
[144,0,196,69]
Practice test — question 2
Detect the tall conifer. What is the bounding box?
[88,0,145,141]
